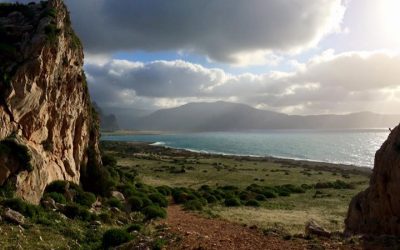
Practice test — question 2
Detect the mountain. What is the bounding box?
[93,102,119,131]
[0,0,101,203]
[133,101,400,131]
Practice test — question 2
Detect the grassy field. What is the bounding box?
[102,141,371,235]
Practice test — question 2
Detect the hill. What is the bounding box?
[133,101,400,131]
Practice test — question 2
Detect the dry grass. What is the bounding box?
[212,206,345,234]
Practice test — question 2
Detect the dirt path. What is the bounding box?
[163,205,365,250]
[163,205,357,250]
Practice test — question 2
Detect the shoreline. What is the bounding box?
[101,140,372,176]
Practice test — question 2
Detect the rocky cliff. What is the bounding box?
[0,0,101,204]
[345,123,400,235]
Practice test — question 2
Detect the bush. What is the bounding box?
[245,200,261,207]
[183,199,204,211]
[141,197,153,207]
[102,229,133,249]
[280,184,305,194]
[152,238,167,250]
[206,195,218,204]
[75,191,96,208]
[45,180,69,193]
[44,24,61,42]
[224,198,241,207]
[81,148,115,196]
[0,139,32,171]
[2,198,42,218]
[44,192,66,204]
[255,194,266,201]
[172,190,191,204]
[142,205,167,220]
[156,186,172,196]
[239,191,252,201]
[128,196,143,211]
[127,223,142,232]
[107,197,123,209]
[262,190,277,199]
[99,212,112,224]
[148,193,168,207]
[102,154,117,167]
[63,204,91,221]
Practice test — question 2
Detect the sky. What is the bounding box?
[3,0,400,116]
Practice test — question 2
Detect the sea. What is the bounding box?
[101,129,391,168]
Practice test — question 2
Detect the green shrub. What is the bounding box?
[183,199,204,211]
[141,197,153,207]
[148,193,168,207]
[44,192,66,204]
[2,198,42,218]
[245,200,261,207]
[142,205,167,220]
[224,198,241,207]
[152,238,167,250]
[106,197,123,209]
[0,139,32,171]
[280,184,305,194]
[156,186,172,196]
[102,229,133,249]
[128,196,143,211]
[0,181,16,199]
[172,190,191,204]
[44,24,61,42]
[206,195,218,203]
[63,204,91,221]
[75,191,96,208]
[262,190,277,199]
[127,224,142,232]
[102,154,117,167]
[99,212,112,224]
[276,189,290,197]
[45,180,68,193]
[255,194,266,201]
[81,148,115,196]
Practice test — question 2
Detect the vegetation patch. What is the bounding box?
[102,228,133,249]
[0,138,33,171]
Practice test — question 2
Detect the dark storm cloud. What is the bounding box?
[62,0,345,63]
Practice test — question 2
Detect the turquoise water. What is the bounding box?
[101,130,390,168]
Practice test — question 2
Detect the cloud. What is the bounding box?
[59,0,346,65]
[85,51,400,114]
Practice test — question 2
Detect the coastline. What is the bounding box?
[101,140,372,177]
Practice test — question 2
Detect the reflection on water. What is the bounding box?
[102,129,389,168]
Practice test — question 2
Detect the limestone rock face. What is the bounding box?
[0,0,101,204]
[345,124,400,235]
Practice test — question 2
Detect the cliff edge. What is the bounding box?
[0,0,101,204]
[345,123,400,235]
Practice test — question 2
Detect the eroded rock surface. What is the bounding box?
[345,124,400,235]
[0,0,101,204]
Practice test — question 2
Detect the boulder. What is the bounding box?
[41,197,57,210]
[345,124,400,236]
[111,191,125,201]
[305,219,331,238]
[3,208,25,225]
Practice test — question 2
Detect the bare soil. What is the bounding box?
[163,205,361,250]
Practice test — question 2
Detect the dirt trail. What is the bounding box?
[163,205,360,250]
[164,205,291,249]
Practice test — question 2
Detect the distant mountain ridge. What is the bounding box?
[132,101,400,131]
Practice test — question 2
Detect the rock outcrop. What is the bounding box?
[345,124,400,235]
[0,0,101,204]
